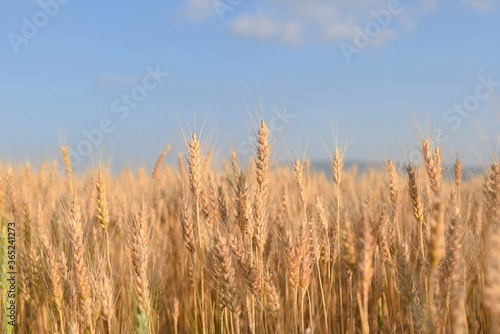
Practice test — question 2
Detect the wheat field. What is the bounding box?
[1,120,500,334]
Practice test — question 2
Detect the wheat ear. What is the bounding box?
[420,140,441,194]
[407,163,425,265]
[263,267,281,315]
[294,159,308,218]
[231,151,240,186]
[181,195,196,254]
[99,266,115,334]
[61,145,73,195]
[213,226,241,333]
[488,162,499,223]
[235,172,249,236]
[387,160,399,249]
[96,168,112,274]
[6,167,17,218]
[256,120,270,202]
[152,145,171,181]
[129,207,151,334]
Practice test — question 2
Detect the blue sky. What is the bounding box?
[1,0,499,171]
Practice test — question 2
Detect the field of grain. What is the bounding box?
[1,120,499,333]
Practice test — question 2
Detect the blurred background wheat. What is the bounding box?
[1,120,500,333]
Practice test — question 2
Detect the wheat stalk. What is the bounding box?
[485,224,500,327]
[152,145,171,181]
[39,232,65,334]
[68,198,94,334]
[428,198,445,331]
[188,132,206,334]
[357,207,375,334]
[331,146,345,333]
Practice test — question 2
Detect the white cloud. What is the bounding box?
[281,21,303,47]
[460,0,496,13]
[371,29,397,47]
[229,14,304,47]
[177,0,496,49]
[227,1,421,49]
[181,0,215,22]
[321,21,357,41]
